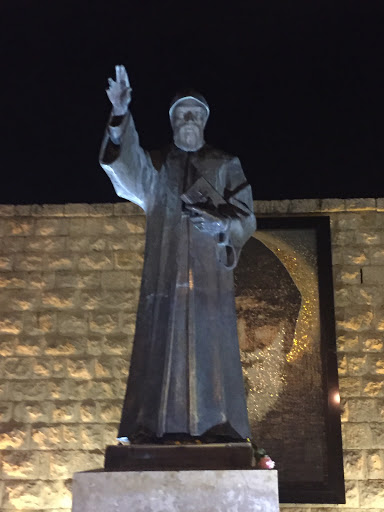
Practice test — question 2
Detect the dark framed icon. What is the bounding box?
[235,216,345,503]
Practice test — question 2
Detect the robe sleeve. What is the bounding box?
[218,157,256,270]
[99,112,158,212]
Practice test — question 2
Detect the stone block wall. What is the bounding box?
[0,199,383,511]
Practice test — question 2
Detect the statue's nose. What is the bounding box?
[184,111,194,121]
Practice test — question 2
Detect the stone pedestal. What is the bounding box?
[72,469,279,512]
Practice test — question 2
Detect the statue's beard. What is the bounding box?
[173,124,204,152]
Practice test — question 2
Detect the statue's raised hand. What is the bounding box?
[106,65,132,116]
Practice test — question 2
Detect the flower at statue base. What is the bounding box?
[250,442,275,470]
[257,455,275,469]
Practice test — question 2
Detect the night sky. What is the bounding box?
[2,0,384,204]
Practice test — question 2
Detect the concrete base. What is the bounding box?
[72,469,279,512]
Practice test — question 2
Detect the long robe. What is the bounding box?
[100,112,256,440]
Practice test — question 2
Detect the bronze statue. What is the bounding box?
[100,65,256,443]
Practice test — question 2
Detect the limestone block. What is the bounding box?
[58,313,88,335]
[67,359,94,380]
[331,246,344,265]
[72,470,279,512]
[42,290,79,310]
[343,479,359,507]
[345,198,377,211]
[99,402,123,423]
[363,378,384,397]
[13,334,45,356]
[102,334,132,355]
[13,254,45,272]
[0,236,25,252]
[359,478,384,507]
[367,450,384,479]
[0,272,27,289]
[342,423,373,449]
[355,230,382,245]
[3,479,72,510]
[362,336,384,352]
[88,204,114,217]
[0,381,8,400]
[114,250,144,270]
[47,380,68,400]
[24,311,57,335]
[108,233,145,252]
[0,290,40,311]
[52,403,79,424]
[4,218,34,236]
[337,334,359,352]
[371,423,384,448]
[4,357,32,379]
[80,424,104,450]
[103,423,120,445]
[79,400,98,423]
[32,358,52,378]
[363,266,384,285]
[334,266,361,285]
[56,271,100,289]
[0,337,15,356]
[10,380,48,401]
[113,357,130,378]
[104,216,146,235]
[368,355,384,375]
[89,238,107,251]
[343,247,369,265]
[14,401,51,423]
[27,271,55,290]
[89,312,119,334]
[31,204,65,217]
[337,308,373,332]
[69,218,103,237]
[0,255,13,270]
[343,449,366,479]
[120,312,137,335]
[100,270,129,290]
[331,229,355,245]
[125,268,144,288]
[13,205,30,216]
[64,203,90,216]
[254,199,290,214]
[0,205,16,216]
[1,450,42,479]
[67,236,91,252]
[114,202,143,216]
[0,425,30,450]
[288,199,321,213]
[94,357,118,379]
[78,253,113,271]
[62,425,81,448]
[86,335,104,356]
[321,198,346,212]
[25,236,66,252]
[35,218,68,236]
[347,355,368,376]
[47,253,76,271]
[0,402,13,423]
[50,450,104,479]
[339,376,361,397]
[44,335,84,356]
[369,247,384,265]
[346,398,380,422]
[348,286,383,306]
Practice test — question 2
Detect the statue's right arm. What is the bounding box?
[99,65,157,212]
[99,112,157,211]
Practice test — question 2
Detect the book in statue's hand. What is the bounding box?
[181,177,226,208]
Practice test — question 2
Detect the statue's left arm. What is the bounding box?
[218,156,256,269]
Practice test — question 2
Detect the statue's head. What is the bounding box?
[169,91,209,152]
